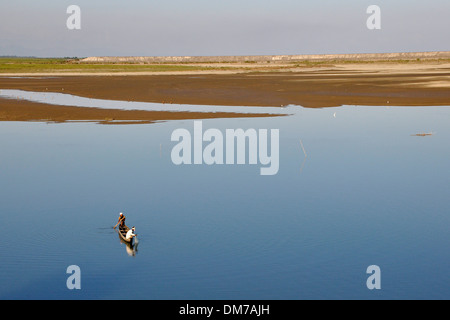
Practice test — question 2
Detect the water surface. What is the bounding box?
[0,101,449,300]
[0,89,294,115]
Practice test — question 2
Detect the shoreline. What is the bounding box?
[0,97,277,124]
[80,51,450,63]
[1,59,449,123]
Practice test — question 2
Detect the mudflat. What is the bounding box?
[0,96,275,124]
[1,59,449,123]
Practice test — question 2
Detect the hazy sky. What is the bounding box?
[0,0,449,57]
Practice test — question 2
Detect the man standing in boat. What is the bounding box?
[126,227,137,241]
[114,212,126,229]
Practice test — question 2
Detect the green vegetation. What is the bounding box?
[0,57,70,72]
[1,57,449,74]
[0,57,232,73]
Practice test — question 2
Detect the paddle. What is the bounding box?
[114,215,126,229]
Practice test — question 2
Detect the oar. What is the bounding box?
[113,221,120,229]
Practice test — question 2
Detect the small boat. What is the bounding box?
[118,224,136,246]
[411,132,434,137]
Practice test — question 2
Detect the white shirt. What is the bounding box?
[126,229,135,240]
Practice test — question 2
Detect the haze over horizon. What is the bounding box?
[1,0,449,58]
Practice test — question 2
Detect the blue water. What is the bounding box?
[0,103,449,300]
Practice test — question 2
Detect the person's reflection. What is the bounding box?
[118,233,138,257]
[125,243,137,257]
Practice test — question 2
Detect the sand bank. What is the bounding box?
[0,60,449,123]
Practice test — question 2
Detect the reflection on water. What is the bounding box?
[0,89,296,115]
[0,103,449,300]
[117,231,139,257]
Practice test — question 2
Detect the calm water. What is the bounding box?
[0,89,293,115]
[0,98,449,299]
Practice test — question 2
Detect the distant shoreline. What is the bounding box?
[1,53,449,124]
[80,51,450,64]
[1,52,450,77]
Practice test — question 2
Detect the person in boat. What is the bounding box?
[126,227,137,240]
[116,212,126,228]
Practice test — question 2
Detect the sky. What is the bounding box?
[0,0,449,57]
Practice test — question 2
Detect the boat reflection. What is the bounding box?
[116,230,139,257]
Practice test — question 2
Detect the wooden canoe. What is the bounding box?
[118,224,135,246]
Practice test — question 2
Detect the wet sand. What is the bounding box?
[1,61,449,123]
[0,96,276,124]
